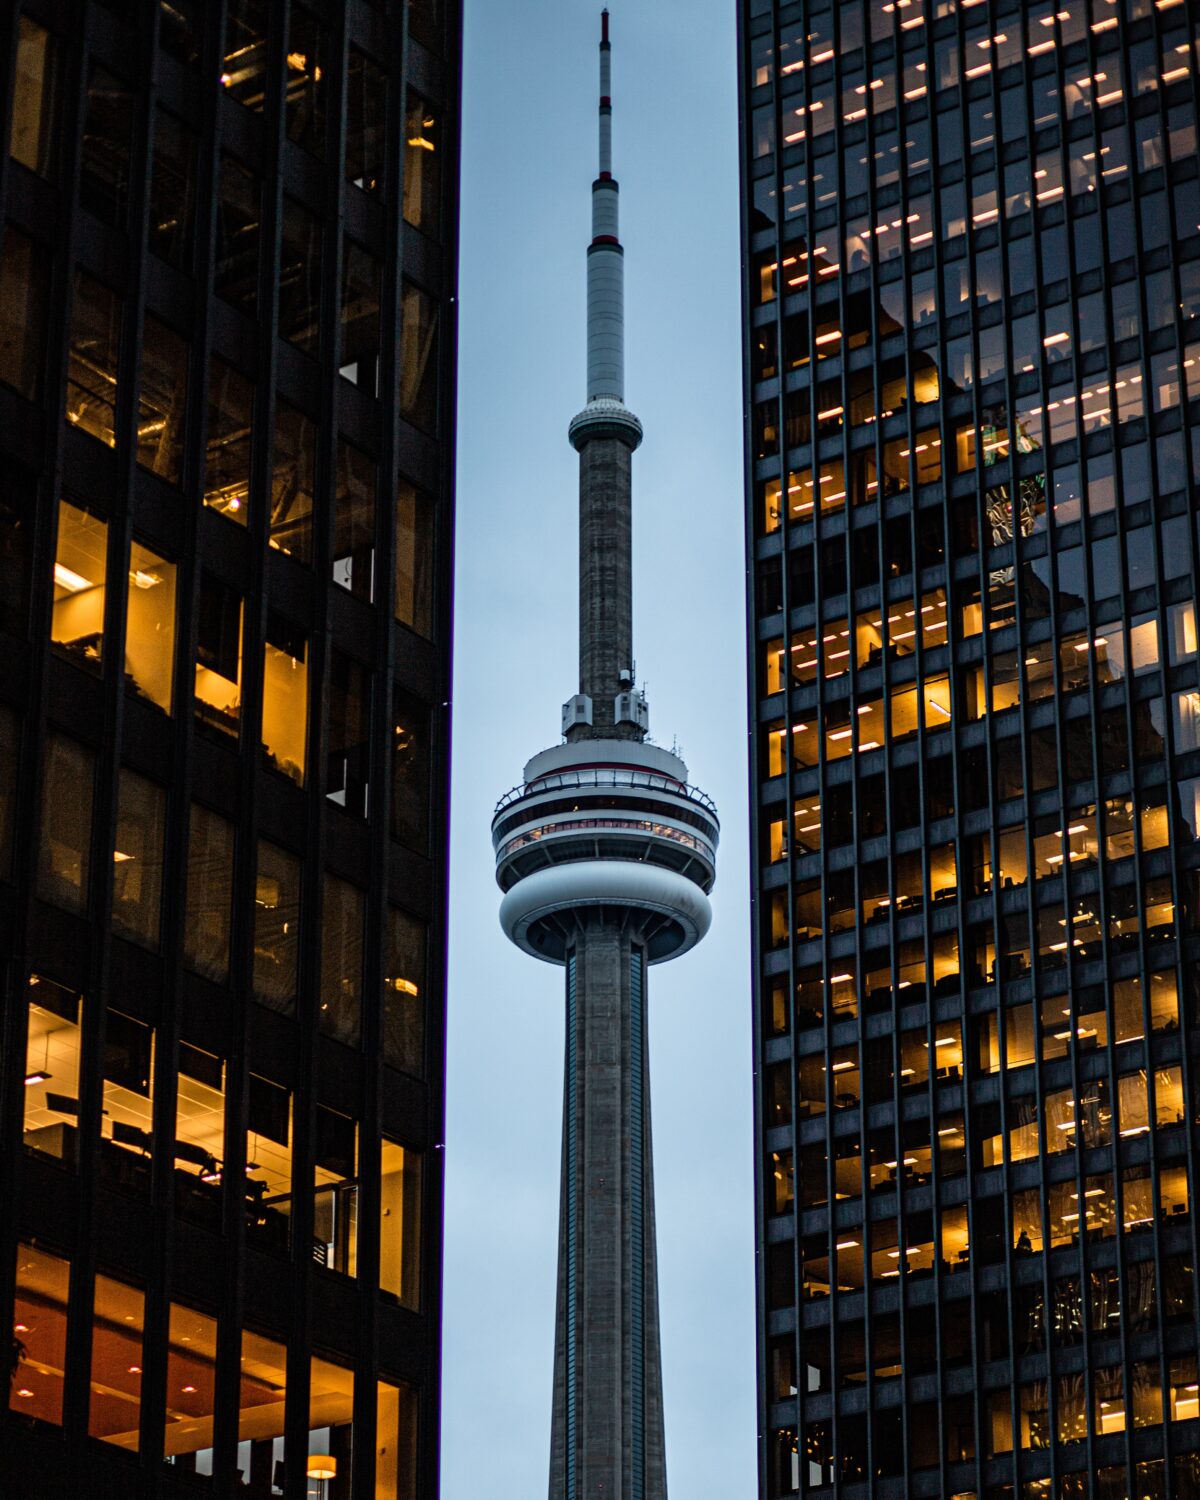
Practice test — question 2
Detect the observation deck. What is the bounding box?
[492,740,719,965]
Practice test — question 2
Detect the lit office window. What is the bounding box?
[88,1274,144,1448]
[261,613,307,785]
[163,1302,218,1472]
[23,974,83,1166]
[380,1140,421,1309]
[51,500,107,671]
[313,1106,358,1277]
[10,1242,70,1425]
[375,1378,419,1499]
[125,541,176,713]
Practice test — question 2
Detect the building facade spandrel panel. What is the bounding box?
[0,1,460,1495]
[740,0,1200,1495]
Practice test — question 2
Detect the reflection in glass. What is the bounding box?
[333,442,375,600]
[384,907,426,1077]
[270,401,314,562]
[204,357,253,523]
[136,316,188,484]
[215,156,260,314]
[0,227,48,398]
[112,770,166,948]
[395,482,434,637]
[327,651,370,818]
[253,841,300,1012]
[285,7,326,156]
[279,198,322,352]
[80,63,133,225]
[159,1,201,67]
[346,49,387,195]
[10,18,61,178]
[320,874,364,1046]
[24,974,83,1166]
[51,500,107,671]
[400,281,438,432]
[404,93,441,233]
[222,0,269,111]
[37,736,94,912]
[148,108,196,269]
[66,273,121,447]
[184,806,234,983]
[340,241,381,393]
[392,694,430,852]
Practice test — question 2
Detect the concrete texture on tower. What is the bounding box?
[491,13,718,1500]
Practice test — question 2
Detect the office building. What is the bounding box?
[740,0,1200,1495]
[0,0,458,1494]
[490,14,720,1497]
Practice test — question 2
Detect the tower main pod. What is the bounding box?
[491,15,719,1499]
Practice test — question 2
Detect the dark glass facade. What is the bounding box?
[740,1,1200,1496]
[0,1,458,1495]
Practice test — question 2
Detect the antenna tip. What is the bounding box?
[601,10,609,43]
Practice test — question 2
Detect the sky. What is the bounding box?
[441,0,756,1495]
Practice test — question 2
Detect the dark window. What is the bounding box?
[391,692,430,852]
[340,241,382,394]
[400,281,438,431]
[279,198,322,352]
[136,316,188,485]
[333,441,376,601]
[0,227,48,399]
[214,156,260,314]
[148,109,196,269]
[80,64,133,226]
[327,650,371,819]
[10,17,62,179]
[223,0,269,111]
[346,49,387,195]
[270,401,315,564]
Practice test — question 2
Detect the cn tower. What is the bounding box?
[491,13,719,1498]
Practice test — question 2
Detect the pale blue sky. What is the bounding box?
[442,1,755,1494]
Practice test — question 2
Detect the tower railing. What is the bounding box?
[493,767,719,818]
